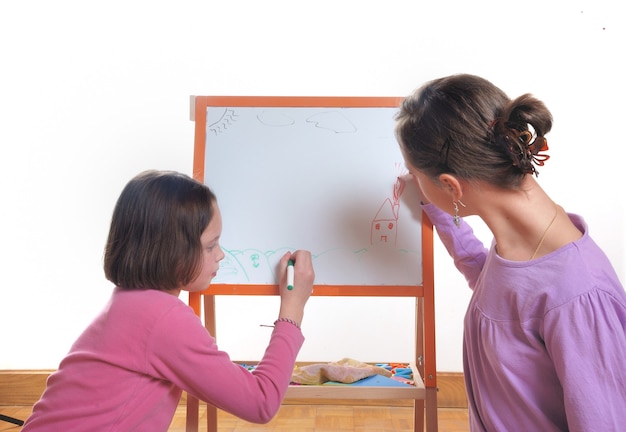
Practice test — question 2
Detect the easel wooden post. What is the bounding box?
[186,96,438,432]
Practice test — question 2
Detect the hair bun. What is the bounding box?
[489,120,550,177]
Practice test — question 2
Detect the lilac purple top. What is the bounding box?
[22,288,304,431]
[422,203,626,431]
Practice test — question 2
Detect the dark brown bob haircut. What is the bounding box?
[104,170,217,291]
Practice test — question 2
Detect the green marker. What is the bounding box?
[287,259,295,290]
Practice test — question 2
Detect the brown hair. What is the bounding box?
[395,74,553,188]
[104,170,217,291]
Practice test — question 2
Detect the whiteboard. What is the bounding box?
[198,98,425,286]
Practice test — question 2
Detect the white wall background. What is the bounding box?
[1,0,624,373]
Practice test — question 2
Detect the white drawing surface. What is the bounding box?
[204,106,423,285]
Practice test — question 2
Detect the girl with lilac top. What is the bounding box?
[395,74,626,431]
[22,170,314,431]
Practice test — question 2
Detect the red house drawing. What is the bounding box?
[371,176,406,245]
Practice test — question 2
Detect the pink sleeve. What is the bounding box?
[148,307,304,424]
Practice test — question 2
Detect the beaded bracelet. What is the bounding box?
[274,317,300,329]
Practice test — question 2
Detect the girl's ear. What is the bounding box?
[438,173,463,201]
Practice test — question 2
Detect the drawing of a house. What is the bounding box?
[371,198,399,245]
[370,176,406,245]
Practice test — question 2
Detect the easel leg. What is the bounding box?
[414,399,425,432]
[425,387,439,432]
[185,395,199,432]
[207,405,218,432]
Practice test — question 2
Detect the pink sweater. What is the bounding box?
[22,288,304,431]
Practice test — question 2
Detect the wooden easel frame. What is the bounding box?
[187,96,437,431]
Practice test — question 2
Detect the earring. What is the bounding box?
[453,200,466,228]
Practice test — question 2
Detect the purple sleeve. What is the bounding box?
[544,289,626,431]
[421,203,488,289]
[148,307,304,424]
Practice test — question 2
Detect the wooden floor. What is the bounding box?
[0,404,469,432]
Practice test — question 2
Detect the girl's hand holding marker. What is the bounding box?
[276,251,314,330]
